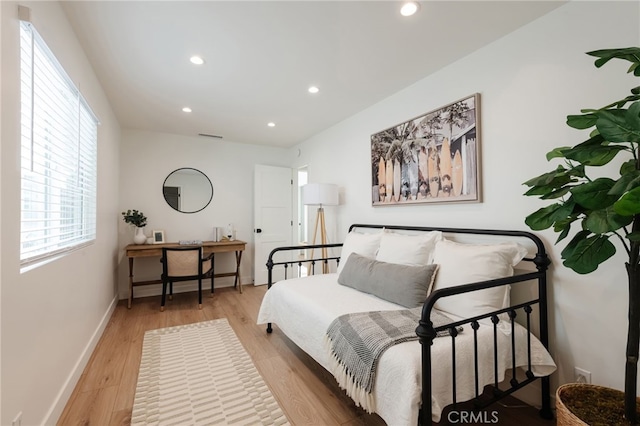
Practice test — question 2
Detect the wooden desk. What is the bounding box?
[125,240,246,308]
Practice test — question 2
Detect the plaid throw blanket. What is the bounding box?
[324,307,459,413]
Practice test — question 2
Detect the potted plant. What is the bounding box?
[122,209,148,244]
[523,47,640,424]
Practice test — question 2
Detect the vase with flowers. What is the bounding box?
[122,209,148,245]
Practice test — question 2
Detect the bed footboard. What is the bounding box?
[415,229,552,425]
[265,242,342,333]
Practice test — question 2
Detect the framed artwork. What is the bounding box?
[152,230,165,244]
[371,93,480,205]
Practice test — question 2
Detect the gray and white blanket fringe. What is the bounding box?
[324,307,460,413]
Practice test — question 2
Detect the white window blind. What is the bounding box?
[20,21,98,266]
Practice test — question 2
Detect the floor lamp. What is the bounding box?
[302,183,339,273]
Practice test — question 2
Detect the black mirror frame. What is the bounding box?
[162,167,213,214]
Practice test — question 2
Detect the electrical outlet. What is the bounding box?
[11,411,22,426]
[575,367,591,384]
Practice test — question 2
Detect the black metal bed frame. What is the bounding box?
[265,224,553,425]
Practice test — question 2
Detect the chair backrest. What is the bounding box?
[162,247,203,278]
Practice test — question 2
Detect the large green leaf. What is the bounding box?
[596,103,640,143]
[561,230,591,259]
[546,146,572,161]
[568,133,604,148]
[554,215,580,244]
[556,225,571,244]
[614,186,640,215]
[523,166,585,197]
[525,201,575,231]
[561,232,616,274]
[540,186,573,200]
[609,170,640,195]
[571,178,618,209]
[523,165,568,187]
[560,133,623,167]
[587,47,640,75]
[584,207,633,234]
[563,142,625,166]
[621,159,638,175]
[523,173,576,199]
[524,181,575,197]
[554,215,578,233]
[627,231,640,242]
[553,213,581,244]
[627,101,640,131]
[567,113,597,130]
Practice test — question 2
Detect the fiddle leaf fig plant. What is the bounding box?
[524,47,640,423]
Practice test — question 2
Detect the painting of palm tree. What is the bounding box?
[371,93,480,205]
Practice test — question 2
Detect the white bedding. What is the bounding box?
[257,273,556,425]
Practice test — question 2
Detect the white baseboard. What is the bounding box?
[42,294,118,425]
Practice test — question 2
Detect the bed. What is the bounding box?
[257,224,556,425]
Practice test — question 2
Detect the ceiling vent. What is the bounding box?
[198,133,223,139]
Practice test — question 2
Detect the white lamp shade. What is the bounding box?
[302,183,339,206]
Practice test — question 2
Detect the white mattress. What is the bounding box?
[257,273,556,425]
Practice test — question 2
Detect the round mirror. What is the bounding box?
[162,168,213,213]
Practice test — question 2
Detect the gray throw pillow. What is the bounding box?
[337,253,439,308]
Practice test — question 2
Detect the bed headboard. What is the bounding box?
[348,223,549,269]
[267,223,550,281]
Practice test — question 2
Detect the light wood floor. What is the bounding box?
[57,285,555,426]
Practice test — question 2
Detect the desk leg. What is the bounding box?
[234,250,243,294]
[128,257,134,309]
[210,254,215,297]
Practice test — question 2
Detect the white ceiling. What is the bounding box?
[61,1,566,148]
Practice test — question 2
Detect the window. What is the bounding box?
[20,21,98,266]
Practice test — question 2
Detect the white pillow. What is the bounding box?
[376,230,443,266]
[336,231,382,274]
[431,239,529,320]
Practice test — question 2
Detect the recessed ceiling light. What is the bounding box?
[182,107,192,113]
[308,86,319,94]
[189,56,205,65]
[267,122,276,127]
[400,1,420,16]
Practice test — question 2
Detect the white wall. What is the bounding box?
[292,0,640,406]
[0,2,121,425]
[117,130,292,299]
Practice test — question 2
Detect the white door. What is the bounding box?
[254,165,293,285]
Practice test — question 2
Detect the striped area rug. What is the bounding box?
[131,319,289,425]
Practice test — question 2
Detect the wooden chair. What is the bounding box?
[160,246,214,311]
